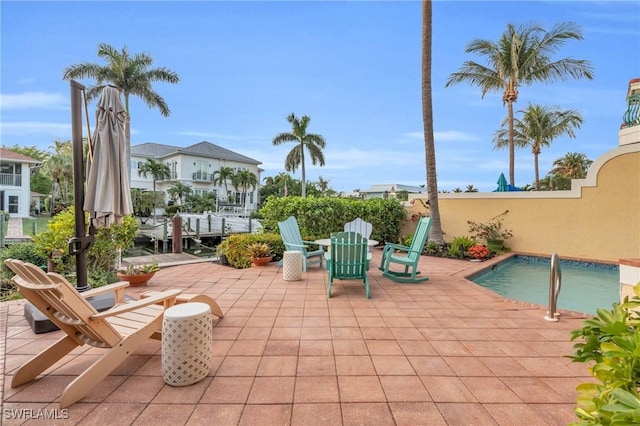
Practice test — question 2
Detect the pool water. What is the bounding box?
[471,256,619,315]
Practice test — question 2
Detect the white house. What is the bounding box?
[0,148,41,218]
[362,183,425,199]
[130,141,262,212]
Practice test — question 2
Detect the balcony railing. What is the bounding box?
[192,171,213,181]
[622,92,640,128]
[0,173,22,186]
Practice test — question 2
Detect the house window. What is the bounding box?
[131,160,137,170]
[249,192,254,204]
[8,195,18,214]
[194,161,208,181]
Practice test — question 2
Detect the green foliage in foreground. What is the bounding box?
[31,207,138,282]
[569,286,640,425]
[0,243,48,301]
[259,196,406,244]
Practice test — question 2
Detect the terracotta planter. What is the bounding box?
[251,256,273,267]
[117,271,156,287]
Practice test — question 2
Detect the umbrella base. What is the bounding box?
[24,293,121,334]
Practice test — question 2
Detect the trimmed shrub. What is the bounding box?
[217,233,285,269]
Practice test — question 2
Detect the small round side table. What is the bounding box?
[162,302,213,386]
[282,250,303,281]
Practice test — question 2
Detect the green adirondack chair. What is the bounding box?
[326,231,370,298]
[379,217,432,284]
[277,216,324,272]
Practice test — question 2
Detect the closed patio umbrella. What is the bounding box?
[84,86,133,228]
[496,173,508,192]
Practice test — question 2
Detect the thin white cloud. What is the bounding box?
[1,121,70,136]
[0,92,68,110]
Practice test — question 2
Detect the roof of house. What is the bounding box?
[364,184,425,193]
[131,141,261,165]
[0,148,41,164]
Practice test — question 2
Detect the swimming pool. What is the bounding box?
[470,255,619,315]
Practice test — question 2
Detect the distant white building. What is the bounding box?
[130,141,262,212]
[362,183,425,199]
[0,148,41,218]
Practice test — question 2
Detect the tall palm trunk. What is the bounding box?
[422,0,444,244]
[300,149,307,198]
[534,152,540,190]
[507,100,515,186]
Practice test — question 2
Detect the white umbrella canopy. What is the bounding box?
[84,86,133,228]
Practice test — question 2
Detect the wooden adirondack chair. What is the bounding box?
[277,216,324,272]
[4,259,182,408]
[344,218,373,253]
[379,217,432,284]
[326,231,371,298]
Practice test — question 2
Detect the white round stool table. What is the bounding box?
[282,250,303,281]
[162,302,213,386]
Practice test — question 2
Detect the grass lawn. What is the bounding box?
[21,216,51,236]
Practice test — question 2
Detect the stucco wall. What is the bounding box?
[407,143,639,263]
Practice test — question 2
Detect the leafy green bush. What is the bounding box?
[259,196,406,244]
[569,287,640,425]
[217,233,284,269]
[32,207,138,281]
[0,242,48,300]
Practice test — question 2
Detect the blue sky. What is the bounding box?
[1,1,639,192]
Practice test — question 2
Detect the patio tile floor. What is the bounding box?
[1,251,594,425]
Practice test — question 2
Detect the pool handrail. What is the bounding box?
[544,253,562,322]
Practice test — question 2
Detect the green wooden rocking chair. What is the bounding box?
[326,231,371,298]
[379,217,432,284]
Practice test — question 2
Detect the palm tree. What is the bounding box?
[464,185,479,193]
[550,152,593,179]
[494,104,583,190]
[138,159,171,223]
[166,181,193,209]
[41,139,73,213]
[212,166,235,202]
[62,43,179,117]
[232,170,258,211]
[445,22,593,186]
[422,0,445,244]
[272,113,326,198]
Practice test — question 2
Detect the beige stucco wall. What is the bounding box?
[407,143,640,263]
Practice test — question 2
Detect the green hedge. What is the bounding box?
[217,233,285,269]
[259,196,406,244]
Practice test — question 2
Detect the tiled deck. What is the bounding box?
[1,251,593,425]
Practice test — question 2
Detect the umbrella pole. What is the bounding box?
[69,80,94,292]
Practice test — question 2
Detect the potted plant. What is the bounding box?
[246,242,273,266]
[467,210,513,251]
[117,260,160,286]
[467,244,490,261]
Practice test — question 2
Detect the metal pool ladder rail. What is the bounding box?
[544,253,562,322]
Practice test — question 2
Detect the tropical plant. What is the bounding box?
[569,287,640,425]
[467,210,513,242]
[272,113,326,198]
[138,159,171,223]
[551,152,593,179]
[118,260,159,276]
[232,169,258,211]
[62,43,179,117]
[446,22,593,186]
[464,185,478,193]
[40,139,73,212]
[246,242,272,259]
[422,0,445,245]
[166,180,193,208]
[212,166,235,202]
[494,104,583,190]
